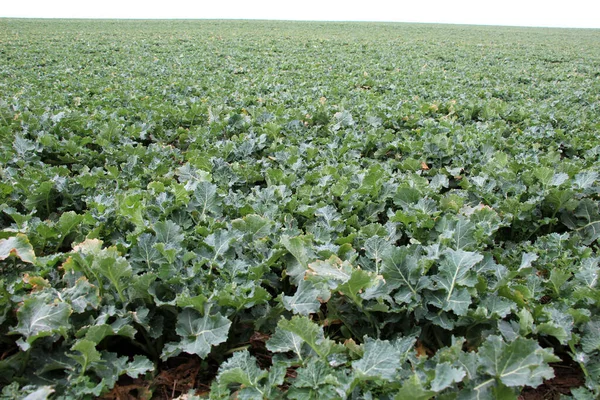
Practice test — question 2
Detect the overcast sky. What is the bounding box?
[2,0,599,29]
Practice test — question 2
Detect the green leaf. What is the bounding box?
[574,258,599,288]
[131,233,164,268]
[56,211,84,239]
[266,325,306,359]
[12,295,72,350]
[83,321,137,344]
[216,282,270,310]
[364,236,392,274]
[93,249,132,303]
[430,362,466,392]
[293,358,332,389]
[479,295,515,318]
[277,316,334,358]
[580,320,600,353]
[561,199,600,245]
[549,268,571,295]
[22,386,55,400]
[192,181,221,219]
[69,339,102,375]
[535,307,573,344]
[437,215,477,250]
[0,234,36,264]
[352,337,401,381]
[282,280,324,315]
[281,235,311,269]
[204,229,235,261]
[395,375,434,400]
[518,252,538,271]
[331,110,354,131]
[307,256,352,286]
[232,214,273,239]
[62,277,101,313]
[176,292,209,313]
[337,269,373,307]
[573,171,598,190]
[477,335,556,387]
[154,220,184,249]
[431,249,483,315]
[217,350,267,388]
[382,246,424,305]
[534,167,554,186]
[173,309,231,359]
[124,355,154,378]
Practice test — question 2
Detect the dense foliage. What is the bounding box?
[0,19,599,399]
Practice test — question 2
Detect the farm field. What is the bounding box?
[1,18,600,399]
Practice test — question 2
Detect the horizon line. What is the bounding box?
[1,17,599,30]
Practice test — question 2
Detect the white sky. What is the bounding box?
[2,0,599,29]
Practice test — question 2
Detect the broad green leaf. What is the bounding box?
[282,280,325,316]
[549,268,571,295]
[177,163,211,191]
[277,316,334,358]
[382,246,424,305]
[266,326,306,359]
[0,234,36,264]
[307,257,352,286]
[430,362,466,392]
[331,110,354,131]
[437,215,477,250]
[124,355,154,378]
[69,339,102,375]
[573,171,598,190]
[352,337,401,381]
[192,181,221,219]
[561,199,600,245]
[154,220,184,249]
[535,307,573,345]
[533,167,554,186]
[93,249,132,303]
[431,249,482,315]
[580,320,600,353]
[217,350,267,388]
[62,277,100,313]
[174,309,231,358]
[56,211,84,239]
[395,375,434,400]
[518,252,538,271]
[13,133,36,156]
[83,322,136,344]
[204,229,235,261]
[118,192,146,229]
[153,242,178,266]
[549,172,569,187]
[337,269,373,306]
[130,233,164,268]
[479,295,515,318]
[281,235,311,269]
[574,258,599,288]
[232,214,273,239]
[215,282,270,310]
[477,335,557,387]
[293,358,332,389]
[364,236,392,274]
[12,296,72,350]
[22,386,55,400]
[176,292,209,313]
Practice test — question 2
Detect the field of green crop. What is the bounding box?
[1,19,599,399]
